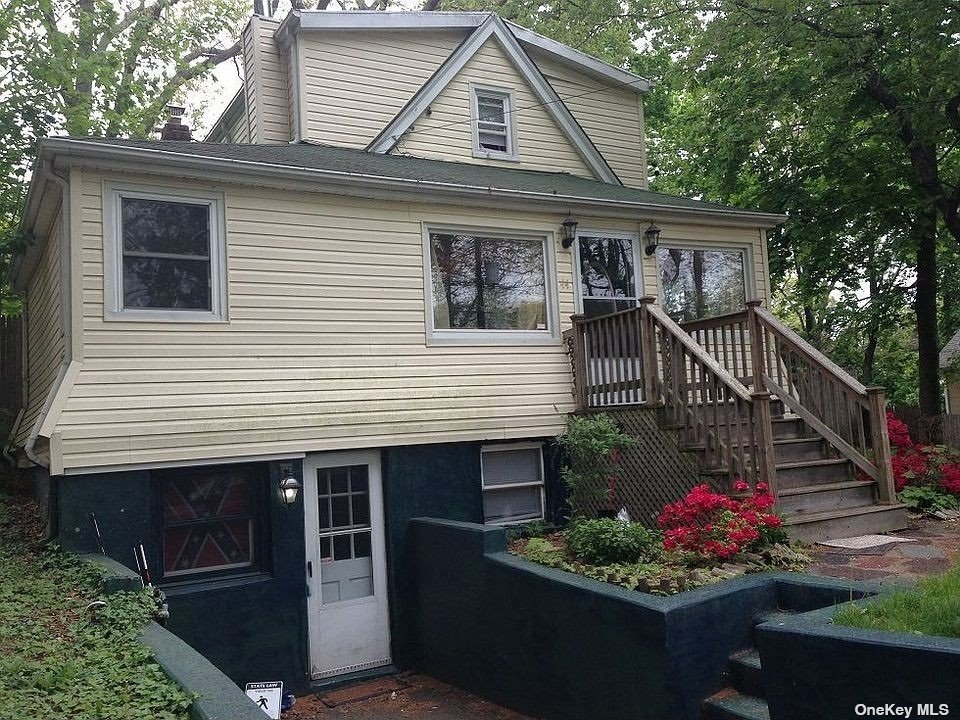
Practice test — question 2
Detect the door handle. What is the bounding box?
[307,560,313,578]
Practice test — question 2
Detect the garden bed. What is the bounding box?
[0,482,193,719]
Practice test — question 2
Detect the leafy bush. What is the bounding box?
[885,413,960,511]
[505,519,551,542]
[899,485,960,513]
[565,518,660,565]
[657,481,785,562]
[556,414,636,517]
[834,560,960,638]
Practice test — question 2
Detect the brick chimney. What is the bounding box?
[160,105,192,141]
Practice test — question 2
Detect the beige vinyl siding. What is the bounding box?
[50,168,770,472]
[533,54,647,188]
[242,16,289,144]
[15,215,65,446]
[395,38,595,178]
[298,30,466,148]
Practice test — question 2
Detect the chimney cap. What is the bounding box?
[166,104,186,118]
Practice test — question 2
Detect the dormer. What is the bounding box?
[211,11,650,187]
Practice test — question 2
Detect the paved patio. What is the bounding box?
[286,672,534,719]
[807,516,959,583]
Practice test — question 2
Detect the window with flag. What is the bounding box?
[160,465,263,579]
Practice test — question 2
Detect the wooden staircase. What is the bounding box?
[563,299,908,541]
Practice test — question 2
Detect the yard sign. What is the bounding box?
[245,681,283,719]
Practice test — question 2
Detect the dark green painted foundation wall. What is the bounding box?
[53,461,309,691]
[48,438,561,689]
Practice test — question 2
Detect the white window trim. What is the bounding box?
[653,240,758,305]
[422,223,560,346]
[573,229,644,315]
[480,441,545,526]
[103,181,229,322]
[469,83,519,162]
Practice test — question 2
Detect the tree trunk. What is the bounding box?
[915,206,941,427]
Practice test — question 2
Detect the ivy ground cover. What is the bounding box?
[0,483,192,720]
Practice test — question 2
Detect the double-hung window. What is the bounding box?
[426,227,556,343]
[471,85,517,160]
[104,184,228,321]
[481,444,545,524]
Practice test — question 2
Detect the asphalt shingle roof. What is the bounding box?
[55,137,779,220]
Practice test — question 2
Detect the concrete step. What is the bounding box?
[703,690,770,720]
[783,503,910,543]
[777,480,876,515]
[775,458,852,488]
[726,649,763,698]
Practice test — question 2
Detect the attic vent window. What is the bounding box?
[471,85,517,161]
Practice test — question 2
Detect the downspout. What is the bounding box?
[23,165,72,469]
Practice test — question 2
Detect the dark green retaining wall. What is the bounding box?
[53,461,309,692]
[757,608,960,720]
[410,518,890,720]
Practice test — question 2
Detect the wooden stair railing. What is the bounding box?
[563,300,779,496]
[748,303,897,503]
[679,302,897,503]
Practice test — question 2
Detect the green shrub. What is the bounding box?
[505,519,551,542]
[565,518,660,565]
[899,485,959,514]
[556,414,636,517]
[520,537,567,568]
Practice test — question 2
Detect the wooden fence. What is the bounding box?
[891,405,960,448]
[0,315,22,423]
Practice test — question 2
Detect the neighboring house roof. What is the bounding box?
[33,136,785,221]
[274,10,651,94]
[362,14,620,184]
[941,329,960,370]
[203,89,245,143]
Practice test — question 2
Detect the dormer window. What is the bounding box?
[471,85,517,161]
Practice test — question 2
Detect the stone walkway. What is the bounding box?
[807,516,959,584]
[286,672,533,720]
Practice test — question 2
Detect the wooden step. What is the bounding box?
[775,458,851,488]
[777,480,876,515]
[703,690,770,720]
[783,503,910,543]
[771,437,828,463]
[771,417,807,440]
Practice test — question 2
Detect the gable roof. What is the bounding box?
[363,15,621,184]
[941,329,960,370]
[274,10,651,94]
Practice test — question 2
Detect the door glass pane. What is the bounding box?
[578,236,637,305]
[317,465,375,604]
[656,247,746,322]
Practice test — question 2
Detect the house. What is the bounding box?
[6,10,907,692]
[941,329,960,413]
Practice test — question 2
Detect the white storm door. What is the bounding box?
[303,451,391,680]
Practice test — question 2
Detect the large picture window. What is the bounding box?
[656,246,747,322]
[159,465,263,580]
[104,184,227,321]
[427,229,554,342]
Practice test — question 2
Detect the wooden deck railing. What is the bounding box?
[564,298,897,502]
[563,300,778,494]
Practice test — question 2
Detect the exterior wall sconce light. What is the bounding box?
[278,465,301,506]
[644,223,662,256]
[561,214,579,248]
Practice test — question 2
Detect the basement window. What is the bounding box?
[471,85,517,160]
[103,183,228,322]
[481,443,545,525]
[158,464,266,581]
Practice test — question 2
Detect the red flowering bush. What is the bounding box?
[885,413,960,503]
[657,482,784,563]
